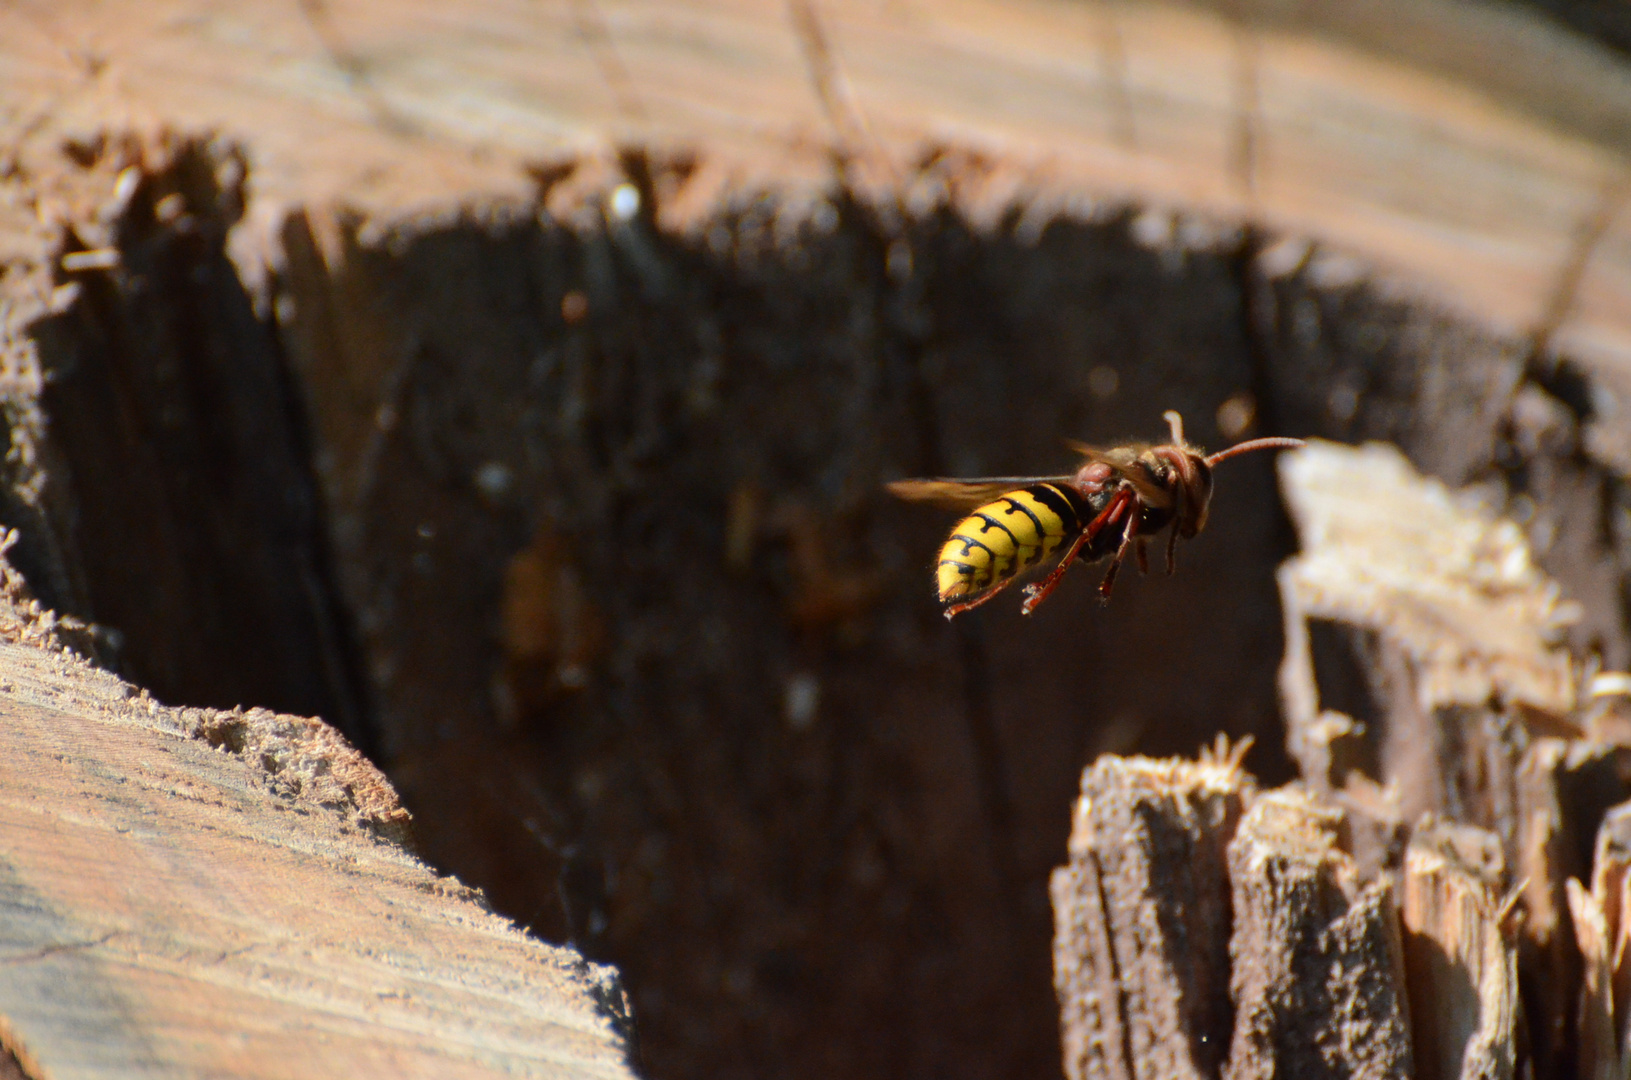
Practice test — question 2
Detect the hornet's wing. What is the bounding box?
[885,477,1073,511]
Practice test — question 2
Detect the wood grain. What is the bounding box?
[1224,788,1413,1080]
[1401,818,1519,1080]
[7,0,1631,379]
[0,590,634,1079]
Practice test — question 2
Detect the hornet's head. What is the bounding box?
[1156,409,1304,538]
[1148,411,1213,539]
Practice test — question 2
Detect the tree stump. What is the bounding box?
[1225,788,1413,1080]
[9,2,1631,1078]
[1050,754,1249,1080]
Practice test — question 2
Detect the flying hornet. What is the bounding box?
[887,410,1304,618]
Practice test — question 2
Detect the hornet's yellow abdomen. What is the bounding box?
[936,484,1083,602]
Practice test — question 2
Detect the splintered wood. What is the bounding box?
[1400,820,1517,1080]
[1225,790,1412,1080]
[1053,761,1412,1080]
[1271,440,1631,1076]
[1571,805,1631,1080]
[1277,440,1576,717]
[1516,741,1626,1069]
[1277,440,1579,801]
[1051,441,1631,1080]
[1052,755,1523,1080]
[1050,755,1250,1080]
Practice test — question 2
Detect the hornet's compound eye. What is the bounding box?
[1181,463,1214,537]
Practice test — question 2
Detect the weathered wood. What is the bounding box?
[1223,787,1413,1080]
[1278,439,1578,747]
[1050,754,1252,1080]
[1049,762,1548,1080]
[1275,438,1631,1076]
[1400,818,1519,1080]
[1570,802,1631,1080]
[10,0,1631,379]
[0,564,634,1079]
[1515,740,1628,1075]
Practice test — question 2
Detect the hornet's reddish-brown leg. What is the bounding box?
[1135,537,1149,575]
[1017,529,1092,615]
[1082,487,1136,542]
[1165,523,1180,574]
[943,576,1019,620]
[1098,504,1143,599]
[1020,488,1134,615]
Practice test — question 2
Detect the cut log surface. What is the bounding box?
[0,569,634,1079]
[8,0,1631,380]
